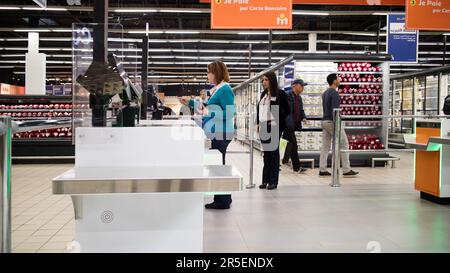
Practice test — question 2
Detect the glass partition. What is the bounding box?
[72,23,126,135]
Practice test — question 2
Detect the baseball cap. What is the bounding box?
[291,79,308,86]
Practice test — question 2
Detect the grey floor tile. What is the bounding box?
[240,227,320,251]
[10,150,450,253]
[203,229,248,252]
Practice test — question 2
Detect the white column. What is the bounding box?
[308,33,317,53]
[25,32,46,95]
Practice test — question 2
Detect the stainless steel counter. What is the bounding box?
[429,136,450,146]
[53,165,243,195]
[404,134,450,151]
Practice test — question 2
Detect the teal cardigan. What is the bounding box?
[189,83,235,139]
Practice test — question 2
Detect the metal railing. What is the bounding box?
[0,117,74,253]
[233,113,255,189]
[330,111,450,187]
[0,116,12,253]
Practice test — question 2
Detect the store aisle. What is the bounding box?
[226,141,415,186]
[9,144,450,253]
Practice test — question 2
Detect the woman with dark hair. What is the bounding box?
[256,71,290,190]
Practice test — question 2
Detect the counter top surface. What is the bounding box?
[404,135,450,150]
[53,165,243,195]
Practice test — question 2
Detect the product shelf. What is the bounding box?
[0,109,73,112]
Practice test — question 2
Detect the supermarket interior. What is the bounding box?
[0,0,450,254]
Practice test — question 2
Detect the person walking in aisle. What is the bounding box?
[180,61,235,209]
[319,73,359,177]
[282,79,308,173]
[257,71,290,190]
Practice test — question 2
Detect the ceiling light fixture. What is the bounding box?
[0,7,20,10]
[158,9,204,13]
[14,29,51,32]
[23,7,68,11]
[113,9,157,13]
[293,11,330,16]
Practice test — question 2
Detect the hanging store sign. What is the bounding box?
[283,62,295,90]
[406,0,450,31]
[287,0,404,5]
[202,0,403,5]
[387,14,419,63]
[211,0,292,29]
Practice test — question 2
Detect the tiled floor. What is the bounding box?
[10,144,450,253]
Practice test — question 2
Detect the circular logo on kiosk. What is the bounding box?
[410,0,417,6]
[215,0,221,4]
[101,210,114,224]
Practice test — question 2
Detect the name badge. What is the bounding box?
[270,97,276,102]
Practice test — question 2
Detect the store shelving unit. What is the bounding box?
[0,95,80,162]
[234,53,392,167]
[389,65,450,137]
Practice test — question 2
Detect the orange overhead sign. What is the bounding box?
[211,0,292,29]
[0,83,25,95]
[406,0,450,31]
[201,0,404,5]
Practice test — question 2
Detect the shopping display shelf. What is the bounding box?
[0,109,73,112]
[13,138,74,164]
[340,104,382,107]
[234,54,391,167]
[0,95,76,161]
[10,117,72,120]
[13,138,71,142]
[340,94,383,96]
[337,72,383,75]
[303,126,380,130]
[340,82,383,85]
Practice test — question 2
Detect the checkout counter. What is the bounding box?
[52,119,242,252]
[404,119,450,204]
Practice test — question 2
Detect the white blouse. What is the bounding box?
[259,93,274,123]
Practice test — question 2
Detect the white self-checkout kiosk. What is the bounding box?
[52,119,242,253]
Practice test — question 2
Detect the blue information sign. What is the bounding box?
[387,14,419,63]
[283,61,295,91]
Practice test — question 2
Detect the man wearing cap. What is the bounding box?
[282,79,308,173]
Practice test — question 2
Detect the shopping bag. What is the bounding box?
[279,138,288,157]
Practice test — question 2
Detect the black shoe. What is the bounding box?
[259,183,268,189]
[298,167,307,173]
[205,202,230,210]
[267,184,278,190]
[343,170,359,177]
[319,171,332,177]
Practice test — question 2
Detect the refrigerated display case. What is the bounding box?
[425,75,439,115]
[389,66,450,136]
[234,53,392,167]
[391,79,402,133]
[414,76,425,115]
[0,95,77,161]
